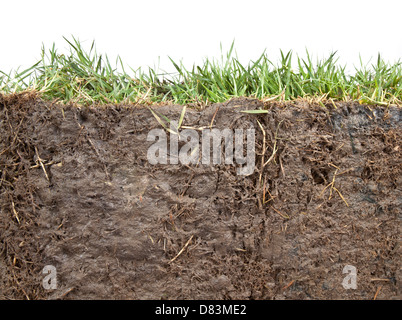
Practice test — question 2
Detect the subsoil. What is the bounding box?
[0,92,400,300]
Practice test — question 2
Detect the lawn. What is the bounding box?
[1,37,401,106]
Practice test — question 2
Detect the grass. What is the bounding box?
[0,36,401,106]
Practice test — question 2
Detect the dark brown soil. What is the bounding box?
[0,93,400,300]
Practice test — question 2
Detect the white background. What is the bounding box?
[1,0,401,76]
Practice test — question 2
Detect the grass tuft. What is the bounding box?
[1,37,401,106]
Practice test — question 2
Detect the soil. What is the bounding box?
[0,93,400,300]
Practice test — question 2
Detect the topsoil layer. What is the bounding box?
[0,93,400,300]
